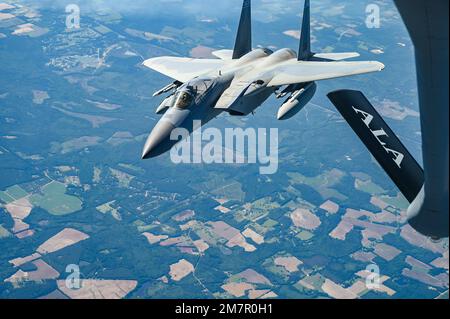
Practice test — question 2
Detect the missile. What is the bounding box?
[156,94,175,114]
[152,81,181,97]
[277,82,317,120]
[276,83,303,99]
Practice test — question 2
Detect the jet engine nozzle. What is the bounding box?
[277,82,317,120]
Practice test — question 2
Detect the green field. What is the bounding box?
[190,174,246,202]
[30,181,83,216]
[262,219,279,229]
[0,225,11,239]
[0,192,14,204]
[380,193,410,211]
[296,230,314,241]
[294,274,326,293]
[96,201,122,221]
[287,169,348,201]
[0,185,28,204]
[355,178,387,195]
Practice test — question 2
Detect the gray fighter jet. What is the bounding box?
[141,0,385,159]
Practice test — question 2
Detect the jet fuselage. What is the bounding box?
[142,48,298,158]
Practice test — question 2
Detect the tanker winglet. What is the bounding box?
[328,89,424,203]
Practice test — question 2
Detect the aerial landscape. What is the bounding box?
[0,0,448,300]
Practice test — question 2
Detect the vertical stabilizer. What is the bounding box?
[233,0,252,59]
[298,0,312,61]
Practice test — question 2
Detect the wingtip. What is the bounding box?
[370,61,385,71]
[142,57,161,67]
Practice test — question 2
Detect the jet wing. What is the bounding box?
[313,52,360,61]
[143,57,226,83]
[212,50,234,60]
[266,60,385,87]
[215,80,253,110]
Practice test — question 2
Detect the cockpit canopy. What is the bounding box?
[172,78,213,110]
[174,90,193,109]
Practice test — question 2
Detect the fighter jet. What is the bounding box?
[141,0,385,159]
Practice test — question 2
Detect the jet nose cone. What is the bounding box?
[142,120,176,159]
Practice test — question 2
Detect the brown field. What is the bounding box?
[356,270,396,296]
[4,196,34,238]
[5,197,33,220]
[320,200,339,214]
[374,243,402,261]
[15,229,34,239]
[208,221,240,241]
[404,256,447,289]
[12,218,30,234]
[322,279,358,299]
[347,208,398,225]
[169,259,195,282]
[12,23,36,35]
[193,239,209,253]
[370,210,398,224]
[402,268,447,288]
[274,256,302,273]
[226,233,256,252]
[9,253,42,267]
[0,3,16,10]
[290,208,321,231]
[351,251,376,263]
[5,259,59,284]
[215,205,231,214]
[401,225,447,255]
[222,282,255,298]
[259,291,278,299]
[214,198,229,205]
[160,236,190,247]
[242,228,264,245]
[57,280,138,299]
[142,232,169,245]
[374,285,396,296]
[234,269,272,286]
[406,256,433,271]
[431,251,449,270]
[347,280,368,297]
[248,289,271,299]
[370,196,389,210]
[0,12,14,20]
[190,45,215,58]
[332,212,397,244]
[172,210,195,222]
[329,220,354,240]
[32,90,49,104]
[37,228,89,254]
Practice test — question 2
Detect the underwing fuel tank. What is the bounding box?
[277,82,317,120]
[156,94,175,114]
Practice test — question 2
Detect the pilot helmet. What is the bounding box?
[173,88,194,109]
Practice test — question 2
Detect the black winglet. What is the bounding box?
[233,0,252,60]
[328,90,424,203]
